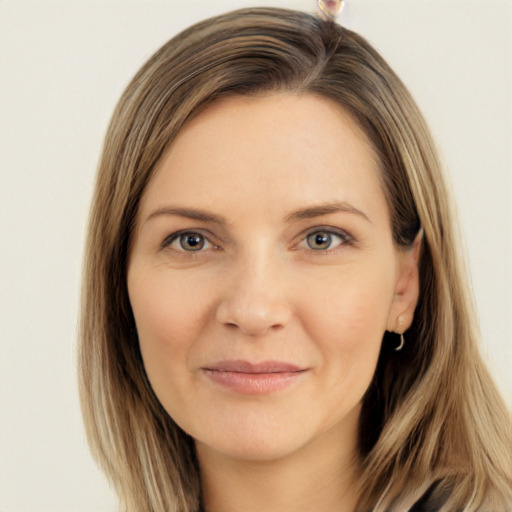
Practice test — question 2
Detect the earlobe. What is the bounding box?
[386,230,423,334]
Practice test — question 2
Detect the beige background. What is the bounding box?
[1,1,510,510]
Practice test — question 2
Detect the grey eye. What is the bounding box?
[307,232,333,250]
[302,230,347,251]
[174,232,210,252]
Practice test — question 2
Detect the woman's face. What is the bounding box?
[127,94,419,462]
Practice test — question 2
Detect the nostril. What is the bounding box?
[215,291,292,336]
[223,320,286,334]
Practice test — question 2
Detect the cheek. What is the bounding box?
[127,268,213,392]
[302,264,394,342]
[298,266,394,385]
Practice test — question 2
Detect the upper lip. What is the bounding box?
[202,360,305,374]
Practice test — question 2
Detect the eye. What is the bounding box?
[164,231,213,252]
[299,229,350,251]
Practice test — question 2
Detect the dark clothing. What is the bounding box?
[409,483,441,511]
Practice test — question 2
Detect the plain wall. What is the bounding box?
[1,1,510,510]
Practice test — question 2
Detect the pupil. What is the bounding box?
[308,232,331,250]
[181,234,204,251]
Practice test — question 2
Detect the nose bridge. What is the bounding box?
[215,243,292,335]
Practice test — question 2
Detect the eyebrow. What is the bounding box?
[144,200,371,227]
[145,207,229,226]
[284,201,371,223]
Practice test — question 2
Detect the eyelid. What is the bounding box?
[161,229,216,253]
[295,226,353,251]
[160,226,353,255]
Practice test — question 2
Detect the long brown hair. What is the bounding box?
[78,8,512,511]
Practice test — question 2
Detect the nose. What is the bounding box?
[215,256,292,336]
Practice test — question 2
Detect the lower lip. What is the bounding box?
[203,370,305,394]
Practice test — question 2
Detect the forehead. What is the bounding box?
[138,93,386,225]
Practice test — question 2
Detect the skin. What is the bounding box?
[127,94,420,512]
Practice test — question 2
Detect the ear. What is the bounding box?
[386,230,422,334]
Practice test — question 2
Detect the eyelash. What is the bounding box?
[161,230,218,255]
[297,227,353,253]
[161,227,354,256]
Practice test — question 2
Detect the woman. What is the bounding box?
[78,7,512,512]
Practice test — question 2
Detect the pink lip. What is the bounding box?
[201,360,307,394]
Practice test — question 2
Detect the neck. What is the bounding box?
[197,425,361,512]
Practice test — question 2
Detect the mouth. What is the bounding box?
[201,360,308,394]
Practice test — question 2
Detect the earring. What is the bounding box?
[394,315,405,351]
[395,332,405,351]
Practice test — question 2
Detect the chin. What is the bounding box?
[191,406,343,465]
[186,408,301,460]
[196,429,309,463]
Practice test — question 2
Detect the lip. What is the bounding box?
[201,359,308,394]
